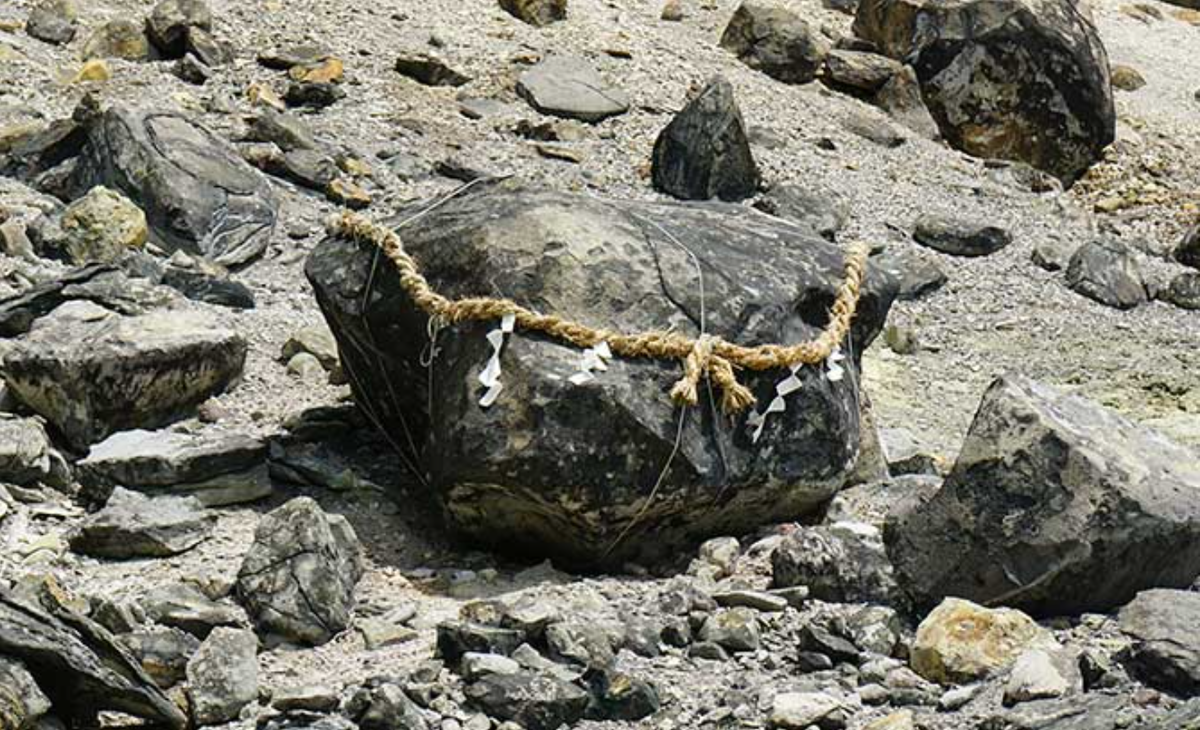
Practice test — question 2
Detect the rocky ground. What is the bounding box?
[1,0,1200,729]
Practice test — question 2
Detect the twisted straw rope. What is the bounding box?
[328,211,871,414]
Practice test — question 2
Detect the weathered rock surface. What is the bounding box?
[1119,589,1200,696]
[142,583,248,639]
[118,626,201,688]
[853,0,1116,183]
[26,0,77,45]
[913,214,1012,257]
[752,185,847,241]
[69,487,215,558]
[1003,648,1080,705]
[236,497,365,645]
[146,0,213,57]
[886,374,1200,615]
[500,0,567,26]
[1066,239,1147,310]
[306,182,896,567]
[1176,224,1200,270]
[516,56,630,123]
[78,428,269,506]
[0,415,58,486]
[465,671,589,730]
[0,265,177,338]
[911,598,1056,685]
[2,307,247,449]
[186,627,259,726]
[0,589,187,728]
[81,20,150,62]
[772,521,898,604]
[719,2,830,84]
[0,656,51,730]
[59,185,147,265]
[69,106,277,267]
[652,77,759,202]
[1163,272,1200,311]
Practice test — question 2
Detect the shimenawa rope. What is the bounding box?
[328,211,870,413]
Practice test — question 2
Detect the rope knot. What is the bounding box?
[669,335,757,414]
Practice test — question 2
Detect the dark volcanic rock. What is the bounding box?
[70,106,277,267]
[395,53,471,86]
[285,81,346,109]
[1119,589,1200,696]
[652,76,760,202]
[1066,239,1147,310]
[772,522,899,604]
[1163,272,1200,311]
[1176,224,1200,270]
[0,589,187,728]
[719,2,831,84]
[753,185,848,241]
[853,0,1115,184]
[306,182,896,568]
[236,497,364,646]
[146,0,212,57]
[466,671,590,730]
[913,214,1012,257]
[886,374,1200,616]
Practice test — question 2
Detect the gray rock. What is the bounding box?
[1176,224,1200,270]
[462,652,521,680]
[81,19,151,61]
[69,106,278,267]
[840,605,903,657]
[823,50,902,94]
[854,0,1115,183]
[143,582,248,639]
[236,497,365,646]
[772,521,899,604]
[0,265,178,338]
[0,589,186,728]
[545,620,623,668]
[117,626,201,688]
[712,589,789,612]
[244,145,339,192]
[753,185,847,241]
[69,487,215,558]
[842,109,907,148]
[174,53,212,84]
[395,53,471,86]
[271,685,341,713]
[186,627,258,726]
[0,656,51,730]
[465,671,589,730]
[1119,589,1200,696]
[873,65,941,140]
[1162,271,1200,310]
[0,415,56,486]
[516,56,629,123]
[698,608,760,653]
[247,110,317,151]
[1032,238,1077,272]
[769,691,842,729]
[146,0,212,57]
[26,0,77,45]
[439,622,526,665]
[78,428,270,507]
[2,307,247,449]
[1066,239,1147,310]
[913,214,1012,257]
[1003,649,1077,705]
[652,76,759,202]
[877,251,947,301]
[880,427,940,476]
[499,0,567,26]
[154,250,257,309]
[306,183,896,569]
[358,683,427,730]
[582,667,660,721]
[886,374,1200,615]
[719,2,830,84]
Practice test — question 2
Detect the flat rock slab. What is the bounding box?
[0,265,179,337]
[69,106,277,267]
[886,374,1200,615]
[2,307,246,449]
[69,487,215,559]
[1119,589,1200,696]
[516,56,630,123]
[306,182,897,568]
[0,590,187,728]
[77,428,270,506]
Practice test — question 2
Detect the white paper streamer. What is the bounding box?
[478,315,517,408]
[826,346,846,383]
[570,341,612,386]
[748,362,807,444]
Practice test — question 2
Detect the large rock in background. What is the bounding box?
[69,106,277,267]
[886,374,1200,616]
[853,0,1115,184]
[307,183,896,567]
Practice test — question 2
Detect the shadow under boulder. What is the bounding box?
[306,182,896,568]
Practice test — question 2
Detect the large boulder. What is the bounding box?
[719,2,830,84]
[69,106,277,267]
[911,598,1056,686]
[2,304,247,449]
[853,0,1115,184]
[886,374,1200,616]
[307,182,896,568]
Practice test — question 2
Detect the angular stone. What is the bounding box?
[516,56,630,123]
[1163,272,1200,310]
[500,0,567,26]
[582,667,660,721]
[0,415,56,486]
[285,81,346,109]
[118,626,201,688]
[26,0,77,45]
[1119,589,1200,696]
[772,521,898,604]
[357,683,427,730]
[306,183,896,569]
[395,53,470,86]
[913,214,1012,257]
[69,487,215,559]
[0,589,186,728]
[887,375,1200,615]
[652,76,759,202]
[142,582,248,639]
[69,106,277,267]
[0,265,177,338]
[910,598,1057,685]
[146,0,212,57]
[753,185,847,241]
[3,308,246,449]
[1003,649,1076,705]
[770,692,842,729]
[854,0,1115,183]
[186,627,258,726]
[247,109,317,151]
[712,589,788,612]
[823,50,902,94]
[1110,64,1146,92]
[77,428,269,506]
[465,671,589,730]
[0,656,51,730]
[698,608,760,653]
[462,652,521,680]
[60,185,148,265]
[1176,224,1200,270]
[545,620,622,668]
[81,20,150,61]
[719,2,830,84]
[236,497,364,646]
[1066,239,1147,310]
